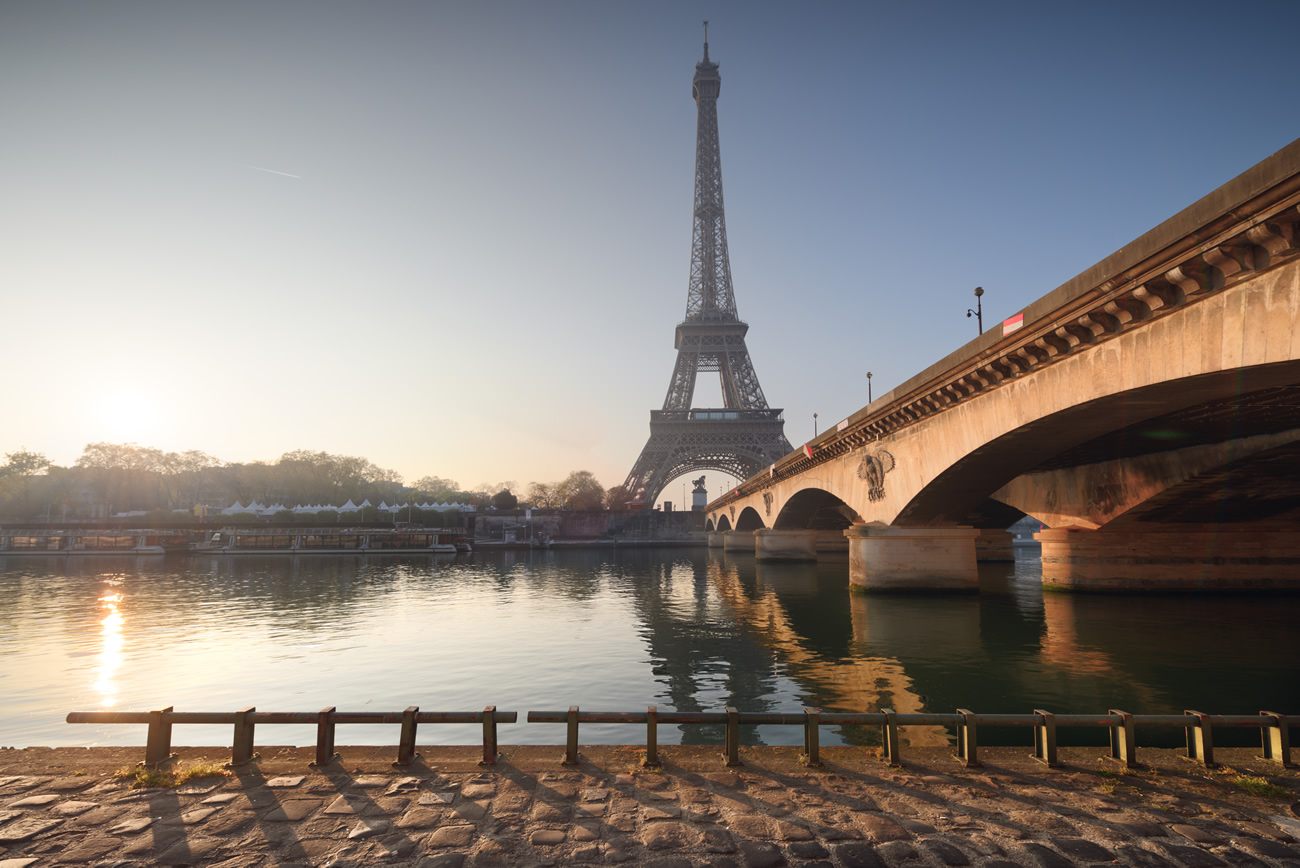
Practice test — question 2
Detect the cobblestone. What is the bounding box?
[0,745,1296,866]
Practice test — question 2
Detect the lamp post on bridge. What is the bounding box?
[967,286,985,335]
[866,371,873,403]
[813,412,818,437]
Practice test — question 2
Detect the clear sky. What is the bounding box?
[4,1,1298,499]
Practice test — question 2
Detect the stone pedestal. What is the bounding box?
[844,525,980,593]
[754,529,817,562]
[707,532,725,548]
[1038,526,1300,592]
[975,529,1016,562]
[723,530,754,553]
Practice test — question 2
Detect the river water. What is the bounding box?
[1,547,1296,750]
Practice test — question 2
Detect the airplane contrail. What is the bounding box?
[238,163,303,179]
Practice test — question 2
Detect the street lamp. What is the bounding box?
[813,412,818,437]
[866,371,873,403]
[967,286,984,335]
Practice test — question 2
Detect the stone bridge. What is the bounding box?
[706,139,1300,592]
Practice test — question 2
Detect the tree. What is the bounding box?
[526,482,562,509]
[604,485,633,510]
[491,489,519,510]
[0,448,52,518]
[2,448,51,478]
[558,470,605,510]
[412,476,462,502]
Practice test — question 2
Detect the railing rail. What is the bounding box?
[66,705,517,767]
[68,705,1296,770]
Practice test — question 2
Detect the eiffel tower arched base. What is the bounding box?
[623,409,792,507]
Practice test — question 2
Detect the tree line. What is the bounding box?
[0,443,625,521]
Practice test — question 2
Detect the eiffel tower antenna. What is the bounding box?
[621,31,792,508]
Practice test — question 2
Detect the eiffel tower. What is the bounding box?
[622,26,792,507]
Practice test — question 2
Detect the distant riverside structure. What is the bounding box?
[622,29,792,508]
[105,501,475,520]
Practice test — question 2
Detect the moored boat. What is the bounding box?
[0,531,188,556]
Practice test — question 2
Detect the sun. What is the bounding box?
[94,389,161,442]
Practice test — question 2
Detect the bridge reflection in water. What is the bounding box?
[699,549,1299,747]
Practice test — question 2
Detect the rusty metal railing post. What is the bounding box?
[956,709,980,768]
[881,708,900,766]
[144,706,174,768]
[802,708,823,768]
[480,706,499,765]
[1183,710,1214,767]
[396,705,420,766]
[1108,709,1137,769]
[563,706,580,766]
[313,706,338,767]
[231,707,257,767]
[1032,709,1057,767]
[1260,711,1294,767]
[643,705,660,768]
[724,706,742,767]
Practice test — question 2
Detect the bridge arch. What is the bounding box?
[896,366,1300,529]
[734,506,766,531]
[773,486,862,530]
[714,513,732,531]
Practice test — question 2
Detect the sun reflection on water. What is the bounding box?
[94,588,125,707]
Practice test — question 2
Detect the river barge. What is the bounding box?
[0,531,189,556]
[194,529,465,555]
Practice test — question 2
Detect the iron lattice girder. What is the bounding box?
[622,40,791,505]
[624,410,792,505]
[685,53,736,321]
[663,322,770,411]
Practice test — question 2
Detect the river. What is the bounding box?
[1,547,1296,749]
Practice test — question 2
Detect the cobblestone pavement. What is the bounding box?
[2,745,1299,866]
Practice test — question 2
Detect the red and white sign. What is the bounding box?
[1002,313,1024,336]
[803,443,814,458]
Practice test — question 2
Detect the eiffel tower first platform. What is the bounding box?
[622,28,792,508]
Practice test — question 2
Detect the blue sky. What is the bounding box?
[3,1,1298,499]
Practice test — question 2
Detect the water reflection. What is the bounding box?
[1,548,1296,749]
[711,555,947,746]
[94,583,125,706]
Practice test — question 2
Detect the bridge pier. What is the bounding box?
[1038,526,1300,592]
[975,529,1016,562]
[707,532,725,548]
[814,530,849,553]
[754,529,817,562]
[723,530,754,553]
[844,526,980,593]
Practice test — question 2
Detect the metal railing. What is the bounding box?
[65,705,516,767]
[67,705,1296,770]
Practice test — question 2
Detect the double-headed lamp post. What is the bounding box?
[866,371,873,403]
[967,286,985,334]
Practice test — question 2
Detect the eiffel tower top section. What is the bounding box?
[684,25,737,324]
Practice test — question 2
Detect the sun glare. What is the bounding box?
[95,590,125,707]
[95,389,161,441]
